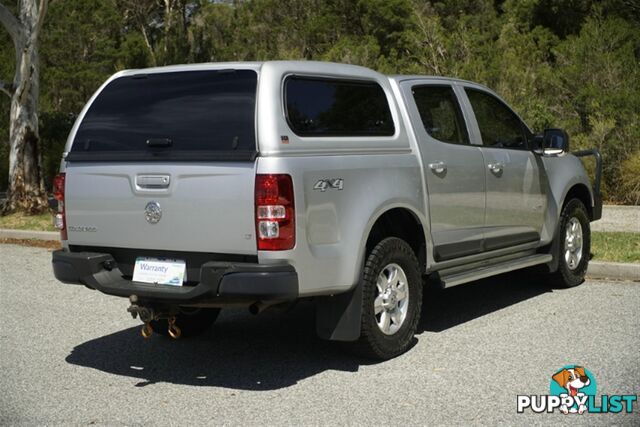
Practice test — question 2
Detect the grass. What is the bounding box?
[591,231,640,264]
[0,212,56,232]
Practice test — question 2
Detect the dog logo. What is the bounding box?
[551,366,595,414]
[518,365,636,414]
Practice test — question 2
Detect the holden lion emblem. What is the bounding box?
[144,201,162,224]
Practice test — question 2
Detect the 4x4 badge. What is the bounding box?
[144,201,162,224]
[313,178,344,192]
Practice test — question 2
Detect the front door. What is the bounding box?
[402,82,486,261]
[462,87,547,250]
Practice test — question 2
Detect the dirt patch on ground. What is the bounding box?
[0,238,61,250]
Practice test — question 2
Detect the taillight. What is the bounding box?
[255,174,295,250]
[53,173,67,240]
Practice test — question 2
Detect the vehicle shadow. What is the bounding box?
[65,271,554,390]
[419,271,554,333]
[65,302,363,390]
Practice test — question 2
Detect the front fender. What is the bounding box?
[540,152,594,243]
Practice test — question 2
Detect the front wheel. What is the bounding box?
[350,237,423,360]
[150,307,220,338]
[550,198,591,288]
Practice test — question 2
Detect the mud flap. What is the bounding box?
[315,281,362,341]
[546,228,561,273]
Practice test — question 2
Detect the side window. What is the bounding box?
[465,88,527,149]
[284,76,394,137]
[412,85,469,145]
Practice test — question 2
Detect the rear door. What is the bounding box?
[401,81,486,261]
[461,87,547,250]
[63,68,259,255]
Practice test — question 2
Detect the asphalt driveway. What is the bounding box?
[0,244,638,425]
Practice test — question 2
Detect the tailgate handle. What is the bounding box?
[136,175,170,189]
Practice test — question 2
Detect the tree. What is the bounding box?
[553,13,640,201]
[0,0,49,214]
[117,0,200,66]
[117,0,162,66]
[38,0,123,190]
[0,0,638,204]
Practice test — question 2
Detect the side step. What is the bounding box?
[438,254,552,288]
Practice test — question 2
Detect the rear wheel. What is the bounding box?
[151,307,220,338]
[550,198,590,288]
[351,237,423,360]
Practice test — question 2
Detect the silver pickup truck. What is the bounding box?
[52,61,602,359]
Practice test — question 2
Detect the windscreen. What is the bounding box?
[70,69,257,161]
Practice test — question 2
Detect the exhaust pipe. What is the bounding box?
[249,301,276,315]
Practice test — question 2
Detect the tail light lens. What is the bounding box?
[53,173,67,240]
[255,174,294,250]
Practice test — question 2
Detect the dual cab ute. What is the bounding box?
[52,61,601,359]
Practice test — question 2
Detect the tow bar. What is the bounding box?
[126,295,182,339]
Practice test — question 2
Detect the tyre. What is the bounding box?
[150,307,220,338]
[351,237,423,360]
[550,198,591,288]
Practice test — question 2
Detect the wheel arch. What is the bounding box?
[562,183,594,220]
[317,205,427,343]
[361,206,428,273]
[546,182,594,273]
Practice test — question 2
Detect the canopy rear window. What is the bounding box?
[284,76,395,137]
[68,69,257,161]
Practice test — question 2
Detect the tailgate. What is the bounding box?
[61,67,260,254]
[65,162,257,255]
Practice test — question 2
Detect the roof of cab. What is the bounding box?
[112,60,490,92]
[388,74,483,87]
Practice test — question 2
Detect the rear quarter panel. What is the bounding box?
[257,154,424,296]
[255,62,426,296]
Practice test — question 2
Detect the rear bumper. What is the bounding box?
[52,249,298,303]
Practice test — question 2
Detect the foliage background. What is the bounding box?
[1,0,639,203]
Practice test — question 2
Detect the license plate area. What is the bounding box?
[132,257,186,286]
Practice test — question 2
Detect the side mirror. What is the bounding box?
[532,128,569,155]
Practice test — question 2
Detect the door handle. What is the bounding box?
[428,161,447,174]
[487,162,504,174]
[136,175,170,189]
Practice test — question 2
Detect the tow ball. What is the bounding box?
[127,295,181,339]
